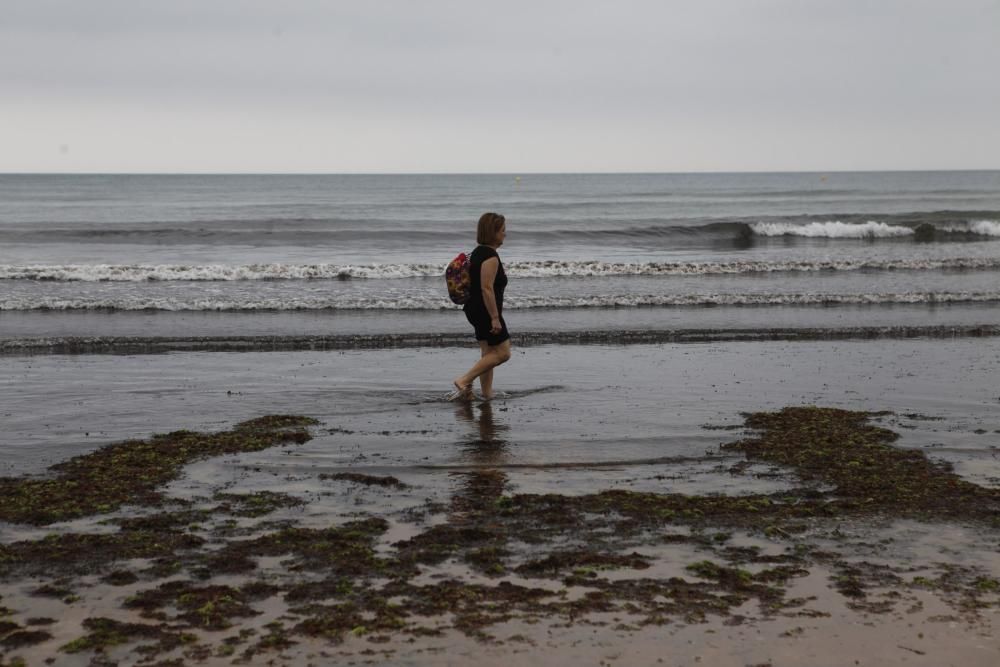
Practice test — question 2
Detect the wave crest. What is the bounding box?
[4,292,1000,312]
[4,256,1000,282]
[750,221,914,238]
[949,219,1000,237]
[750,218,1000,239]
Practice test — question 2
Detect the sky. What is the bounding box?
[2,0,999,173]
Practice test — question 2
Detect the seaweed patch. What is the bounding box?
[123,581,276,630]
[1,407,998,662]
[212,490,306,517]
[319,472,407,488]
[60,617,195,655]
[0,415,317,525]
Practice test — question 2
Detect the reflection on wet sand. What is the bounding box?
[454,401,510,467]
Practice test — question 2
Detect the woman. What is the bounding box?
[451,212,512,401]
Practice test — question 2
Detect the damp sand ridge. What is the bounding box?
[4,324,1000,356]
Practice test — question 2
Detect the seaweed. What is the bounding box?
[0,629,51,650]
[212,490,306,517]
[515,550,651,575]
[124,581,275,630]
[60,617,194,655]
[3,407,998,660]
[0,530,204,578]
[319,472,407,488]
[497,407,1000,539]
[0,415,317,525]
[727,407,999,518]
[209,517,390,574]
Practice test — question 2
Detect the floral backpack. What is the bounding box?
[445,251,471,305]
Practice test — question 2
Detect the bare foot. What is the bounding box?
[449,379,472,401]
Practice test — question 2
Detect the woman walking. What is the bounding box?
[451,212,512,401]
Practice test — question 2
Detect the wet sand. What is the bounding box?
[0,341,998,665]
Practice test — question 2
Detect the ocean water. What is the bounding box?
[2,171,1000,341]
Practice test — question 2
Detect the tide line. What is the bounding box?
[3,325,1000,355]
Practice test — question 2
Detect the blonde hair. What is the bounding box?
[476,212,506,245]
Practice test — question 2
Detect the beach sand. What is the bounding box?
[1,341,998,665]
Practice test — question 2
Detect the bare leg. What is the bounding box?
[454,339,512,398]
[478,341,494,399]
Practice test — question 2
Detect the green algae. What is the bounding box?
[209,517,390,574]
[728,407,999,518]
[212,491,306,517]
[241,621,296,658]
[289,579,555,645]
[124,581,276,630]
[686,560,754,586]
[394,525,499,566]
[464,545,510,576]
[60,617,194,655]
[285,577,354,603]
[0,530,204,578]
[0,415,317,525]
[902,564,1000,614]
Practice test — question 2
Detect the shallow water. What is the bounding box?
[3,340,997,488]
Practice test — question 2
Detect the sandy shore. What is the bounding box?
[1,342,998,665]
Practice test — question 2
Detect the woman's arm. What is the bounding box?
[480,257,502,333]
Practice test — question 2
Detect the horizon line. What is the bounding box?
[2,168,1000,177]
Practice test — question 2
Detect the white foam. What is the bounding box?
[750,221,914,238]
[505,257,1000,276]
[4,256,1000,282]
[967,219,1000,237]
[0,263,445,282]
[4,292,1000,312]
[503,292,1000,308]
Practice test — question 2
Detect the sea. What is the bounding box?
[2,171,1000,343]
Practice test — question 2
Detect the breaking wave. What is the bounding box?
[4,256,1000,282]
[5,292,1000,312]
[750,221,914,238]
[944,219,1000,237]
[750,218,1000,239]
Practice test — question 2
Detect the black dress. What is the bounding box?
[463,245,509,346]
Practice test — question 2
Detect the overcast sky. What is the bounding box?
[2,0,999,173]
